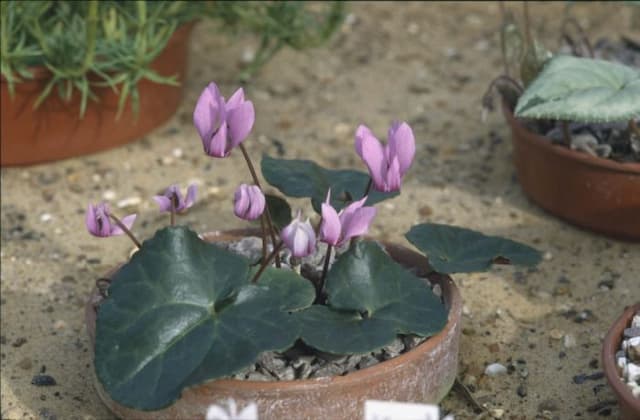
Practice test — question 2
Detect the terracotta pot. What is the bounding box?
[85,229,463,420]
[502,104,640,241]
[602,302,640,420]
[1,22,195,167]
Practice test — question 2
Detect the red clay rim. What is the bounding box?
[502,103,640,174]
[88,229,462,393]
[602,302,640,413]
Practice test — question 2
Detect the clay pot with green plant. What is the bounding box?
[0,1,344,166]
[484,3,640,240]
[81,81,542,419]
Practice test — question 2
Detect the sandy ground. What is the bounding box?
[1,2,639,419]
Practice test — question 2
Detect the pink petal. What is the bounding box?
[226,101,255,149]
[357,130,386,191]
[354,124,375,159]
[246,185,265,220]
[340,207,377,244]
[154,196,172,213]
[207,122,229,157]
[320,202,341,246]
[184,184,197,209]
[193,82,223,145]
[233,185,250,219]
[384,156,402,192]
[85,204,99,236]
[111,214,137,236]
[338,195,367,228]
[388,121,415,175]
[225,87,246,110]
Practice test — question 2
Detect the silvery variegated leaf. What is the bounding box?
[515,55,640,123]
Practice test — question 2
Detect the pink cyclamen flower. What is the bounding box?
[354,121,416,192]
[85,202,136,238]
[154,184,197,213]
[233,184,265,221]
[193,82,255,158]
[280,211,316,258]
[320,189,377,247]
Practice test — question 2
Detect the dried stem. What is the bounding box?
[109,214,142,249]
[238,143,280,267]
[251,240,284,283]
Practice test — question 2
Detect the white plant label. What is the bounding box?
[363,400,444,420]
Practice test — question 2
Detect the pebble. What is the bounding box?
[102,190,116,200]
[489,408,505,418]
[549,329,564,340]
[116,196,141,209]
[31,374,56,386]
[172,148,183,158]
[40,213,53,223]
[484,363,507,376]
[563,334,577,348]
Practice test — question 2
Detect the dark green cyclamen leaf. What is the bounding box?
[405,223,542,274]
[298,241,447,354]
[252,265,316,311]
[95,227,313,411]
[515,55,640,122]
[264,194,292,231]
[261,154,397,213]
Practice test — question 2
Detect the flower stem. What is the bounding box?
[318,244,332,300]
[561,121,572,147]
[239,143,280,267]
[362,178,373,199]
[109,214,142,249]
[170,201,176,227]
[259,215,267,261]
[252,240,284,283]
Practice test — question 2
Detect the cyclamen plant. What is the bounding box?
[87,82,542,411]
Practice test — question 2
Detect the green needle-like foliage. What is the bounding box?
[1,1,345,118]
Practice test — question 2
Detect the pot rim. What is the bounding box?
[502,102,640,174]
[601,302,640,412]
[87,228,462,393]
[0,20,197,84]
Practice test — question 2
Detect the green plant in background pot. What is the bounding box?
[482,1,640,240]
[83,81,542,419]
[0,0,344,166]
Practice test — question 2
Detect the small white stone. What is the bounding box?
[624,363,640,382]
[490,408,505,418]
[628,336,640,362]
[102,190,116,200]
[485,363,507,376]
[630,382,640,398]
[632,315,640,329]
[462,305,472,316]
[407,22,419,35]
[91,173,102,183]
[172,148,183,158]
[563,334,577,348]
[40,213,52,223]
[543,252,553,261]
[117,196,141,209]
[161,156,174,165]
[241,48,255,64]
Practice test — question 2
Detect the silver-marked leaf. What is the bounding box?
[95,227,313,410]
[515,55,640,122]
[298,241,447,354]
[405,223,542,274]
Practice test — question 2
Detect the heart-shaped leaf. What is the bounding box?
[261,154,398,213]
[405,223,542,274]
[515,55,640,122]
[297,241,447,354]
[95,227,314,410]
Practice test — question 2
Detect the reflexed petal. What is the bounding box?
[227,101,255,148]
[354,124,375,158]
[193,82,223,145]
[225,88,245,110]
[85,204,98,236]
[338,195,367,228]
[388,121,415,175]
[153,196,173,213]
[111,214,137,235]
[357,130,386,190]
[233,185,250,219]
[183,184,197,210]
[320,202,341,246]
[207,122,229,157]
[384,156,402,192]
[246,186,265,220]
[340,206,377,243]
